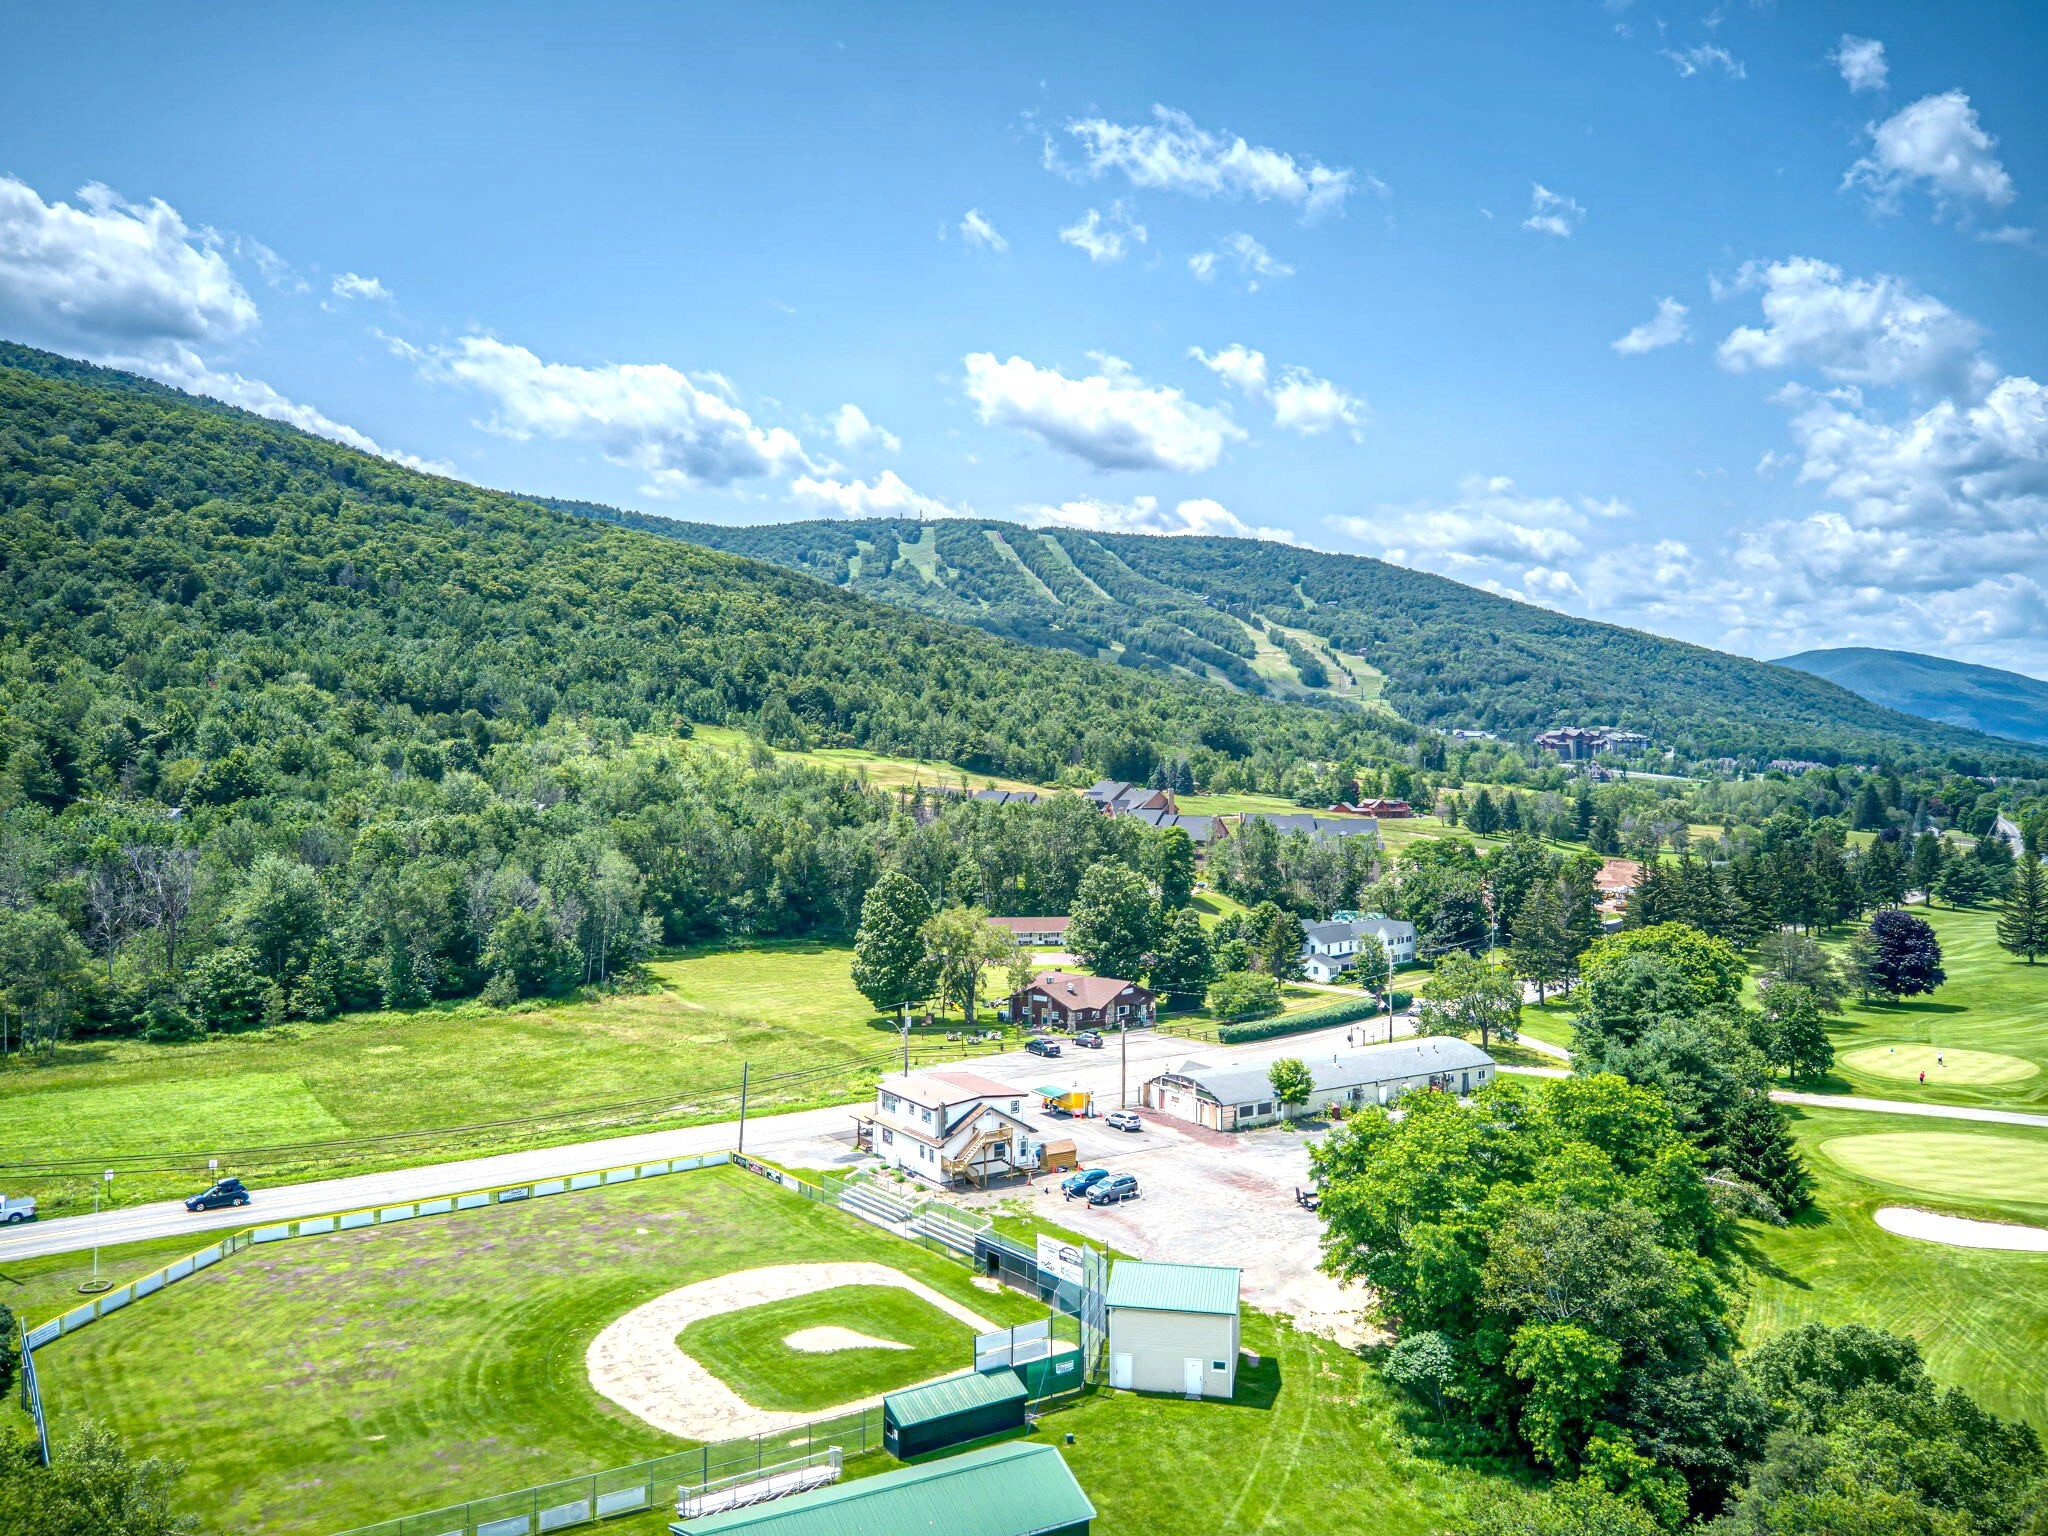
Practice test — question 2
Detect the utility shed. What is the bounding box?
[1104,1260,1240,1399]
[671,1440,1093,1536]
[883,1368,1029,1459]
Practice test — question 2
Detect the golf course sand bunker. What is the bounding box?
[784,1326,911,1353]
[1875,1207,2048,1252]
[586,1263,996,1440]
[1840,1043,2039,1086]
[1820,1131,2048,1205]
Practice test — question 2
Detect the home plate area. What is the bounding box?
[585,1261,997,1440]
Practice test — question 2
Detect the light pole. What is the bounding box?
[80,1170,114,1293]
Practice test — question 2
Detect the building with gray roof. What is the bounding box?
[1140,1037,1495,1131]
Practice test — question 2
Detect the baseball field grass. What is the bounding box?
[1740,1105,2048,1432]
[676,1284,978,1412]
[29,1162,1045,1536]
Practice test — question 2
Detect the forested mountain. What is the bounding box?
[0,341,1430,1038]
[1776,647,2048,749]
[570,510,2040,768]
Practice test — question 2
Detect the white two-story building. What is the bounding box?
[1299,916,1417,983]
[856,1070,1041,1188]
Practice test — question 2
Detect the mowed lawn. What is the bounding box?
[1741,1106,2048,1432]
[1814,906,2048,1112]
[32,1164,1045,1536]
[678,1285,977,1412]
[0,943,931,1213]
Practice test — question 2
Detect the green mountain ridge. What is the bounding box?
[1775,647,2048,749]
[547,506,2043,768]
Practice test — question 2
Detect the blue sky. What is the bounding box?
[3,2,2045,672]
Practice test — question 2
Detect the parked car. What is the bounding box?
[1073,1030,1103,1049]
[1025,1036,1062,1058]
[0,1192,37,1224]
[184,1177,251,1212]
[1086,1173,1141,1206]
[1061,1168,1110,1198]
[1104,1110,1142,1133]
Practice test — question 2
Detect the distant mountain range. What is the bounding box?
[1774,648,2048,749]
[550,506,2043,768]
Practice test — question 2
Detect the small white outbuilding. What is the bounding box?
[1104,1260,1241,1399]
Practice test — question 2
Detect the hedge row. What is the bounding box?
[1216,991,1412,1044]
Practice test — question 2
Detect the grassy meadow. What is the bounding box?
[0,942,982,1215]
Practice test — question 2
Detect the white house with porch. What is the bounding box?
[856,1070,1041,1188]
[1298,916,1416,983]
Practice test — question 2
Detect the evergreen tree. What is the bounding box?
[1760,983,1835,1081]
[1996,852,2048,964]
[1467,788,1502,836]
[1909,830,1947,904]
[1256,904,1308,981]
[1148,826,1197,911]
[1509,881,1571,1003]
[1860,910,1946,999]
[1933,858,1998,908]
[1852,782,1886,831]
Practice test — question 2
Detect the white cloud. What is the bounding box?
[0,175,440,472]
[1612,298,1691,355]
[330,271,393,302]
[958,208,1007,252]
[1191,343,1364,439]
[1058,202,1146,263]
[1022,494,1295,543]
[397,333,813,492]
[1715,256,1992,396]
[1060,105,1373,221]
[829,402,900,454]
[1831,35,1888,93]
[961,351,1243,473]
[1846,91,2016,216]
[789,469,961,520]
[1334,475,1624,576]
[1186,232,1293,289]
[1189,342,1269,395]
[0,176,256,349]
[1269,367,1365,437]
[1582,370,2048,669]
[1522,184,1586,238]
[1660,43,1745,79]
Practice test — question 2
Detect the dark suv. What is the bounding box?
[1085,1173,1140,1206]
[185,1177,251,1212]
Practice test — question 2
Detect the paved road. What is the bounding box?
[10,1020,2043,1265]
[0,1024,1352,1265]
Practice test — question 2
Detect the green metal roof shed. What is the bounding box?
[883,1367,1029,1459]
[1104,1260,1241,1316]
[670,1440,1093,1536]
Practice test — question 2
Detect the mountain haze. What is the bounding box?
[1775,647,2048,749]
[556,509,2040,768]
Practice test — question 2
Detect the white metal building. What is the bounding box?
[1104,1260,1241,1399]
[1140,1037,1496,1131]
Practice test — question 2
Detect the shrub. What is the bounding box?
[1206,971,1283,1021]
[1217,992,1409,1044]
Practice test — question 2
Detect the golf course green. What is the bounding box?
[1817,1130,2048,1206]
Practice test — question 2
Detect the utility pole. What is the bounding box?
[81,1170,114,1294]
[1119,1018,1129,1109]
[736,1063,749,1155]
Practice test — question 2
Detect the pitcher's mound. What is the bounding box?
[785,1326,911,1353]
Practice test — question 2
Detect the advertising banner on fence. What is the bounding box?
[1035,1233,1084,1288]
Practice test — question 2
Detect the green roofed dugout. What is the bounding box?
[883,1367,1029,1458]
[670,1439,1093,1536]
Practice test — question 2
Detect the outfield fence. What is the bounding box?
[23,1151,735,1350]
[16,1313,49,1465]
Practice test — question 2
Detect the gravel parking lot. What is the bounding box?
[959,1103,1378,1345]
